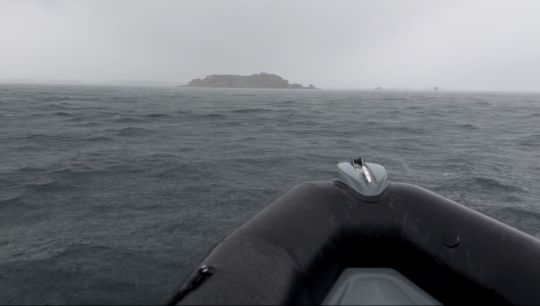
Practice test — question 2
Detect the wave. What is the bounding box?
[41,96,74,103]
[456,123,479,130]
[279,99,295,104]
[143,113,170,118]
[22,133,59,142]
[114,127,155,137]
[517,134,540,146]
[473,99,492,106]
[406,105,422,110]
[65,116,92,123]
[229,108,269,114]
[0,196,24,209]
[112,116,140,123]
[476,206,540,238]
[78,136,114,142]
[380,97,406,102]
[35,104,72,112]
[20,133,113,143]
[75,121,101,127]
[381,125,426,134]
[471,176,527,193]
[206,113,225,118]
[489,206,540,220]
[0,241,151,269]
[176,110,226,118]
[175,110,193,115]
[24,180,70,192]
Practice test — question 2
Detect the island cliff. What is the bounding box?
[185,73,316,89]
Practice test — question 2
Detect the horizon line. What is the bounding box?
[1,79,539,94]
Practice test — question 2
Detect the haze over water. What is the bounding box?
[1,1,540,91]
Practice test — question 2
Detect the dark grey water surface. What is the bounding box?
[0,84,539,304]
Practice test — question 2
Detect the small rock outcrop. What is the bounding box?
[185,73,316,89]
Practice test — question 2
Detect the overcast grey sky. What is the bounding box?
[1,0,539,91]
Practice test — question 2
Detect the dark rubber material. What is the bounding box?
[168,181,540,305]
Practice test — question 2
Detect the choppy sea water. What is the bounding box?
[0,84,539,304]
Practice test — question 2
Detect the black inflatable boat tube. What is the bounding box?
[168,181,540,305]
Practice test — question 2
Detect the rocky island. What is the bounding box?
[185,73,316,89]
